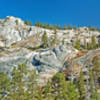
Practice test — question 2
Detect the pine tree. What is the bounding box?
[44,80,54,100]
[64,24,67,30]
[0,72,10,100]
[52,73,67,100]
[91,35,96,49]
[53,25,57,30]
[36,87,44,100]
[92,56,100,77]
[57,24,61,30]
[73,25,77,30]
[49,29,59,48]
[18,64,27,100]
[66,81,79,100]
[42,31,48,48]
[75,39,81,50]
[98,39,100,47]
[89,69,94,98]
[24,20,32,26]
[68,24,72,30]
[92,56,100,93]
[90,69,99,100]
[27,70,38,100]
[53,30,60,47]
[84,39,87,49]
[88,26,96,31]
[77,71,86,100]
[10,64,27,100]
[87,42,92,50]
[15,20,18,25]
[49,25,53,30]
[35,21,40,27]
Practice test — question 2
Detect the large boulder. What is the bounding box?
[32,45,78,84]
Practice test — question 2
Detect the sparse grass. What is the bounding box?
[26,45,42,51]
[11,42,17,47]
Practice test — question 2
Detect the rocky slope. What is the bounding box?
[0,45,78,84]
[0,16,100,84]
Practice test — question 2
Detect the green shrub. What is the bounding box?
[64,24,67,30]
[24,20,32,26]
[68,24,72,30]
[15,20,18,25]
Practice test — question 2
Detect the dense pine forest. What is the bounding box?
[0,57,100,100]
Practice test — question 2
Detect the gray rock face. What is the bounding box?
[32,46,77,84]
[0,16,46,47]
[0,48,34,76]
[2,16,99,84]
[0,16,79,84]
[0,45,77,84]
[33,46,73,72]
[0,16,99,48]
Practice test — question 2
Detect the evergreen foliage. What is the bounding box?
[35,21,63,30]
[73,25,77,30]
[65,81,79,100]
[75,39,81,50]
[75,35,100,51]
[0,72,10,100]
[25,20,32,26]
[77,71,86,100]
[0,63,100,100]
[42,31,48,48]
[90,56,100,100]
[56,24,61,30]
[64,24,67,30]
[91,35,96,49]
[84,39,87,49]
[68,24,72,30]
[15,20,18,25]
[88,26,96,31]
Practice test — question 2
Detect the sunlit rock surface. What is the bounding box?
[0,16,100,84]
